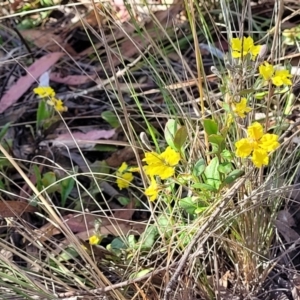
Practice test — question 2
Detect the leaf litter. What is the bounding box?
[2,0,300,299]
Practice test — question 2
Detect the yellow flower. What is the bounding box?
[231,36,261,60]
[47,98,68,112]
[33,86,55,98]
[232,98,252,118]
[145,177,159,201]
[235,122,280,167]
[259,62,292,86]
[116,162,134,190]
[272,69,292,86]
[143,146,180,180]
[89,234,102,245]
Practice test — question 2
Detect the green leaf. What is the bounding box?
[117,196,130,206]
[101,111,120,128]
[221,149,233,160]
[284,93,295,116]
[179,197,197,214]
[195,206,208,214]
[238,88,256,95]
[157,215,173,237]
[174,126,187,150]
[193,158,206,176]
[204,157,221,189]
[208,134,225,152]
[192,183,217,192]
[57,246,79,262]
[131,268,154,279]
[33,165,42,191]
[138,224,158,250]
[36,99,51,129]
[42,172,56,187]
[42,172,58,193]
[89,160,110,175]
[128,235,137,248]
[0,123,10,141]
[223,169,245,185]
[203,119,218,136]
[164,119,180,149]
[254,91,268,100]
[218,162,233,174]
[60,176,75,207]
[109,237,127,255]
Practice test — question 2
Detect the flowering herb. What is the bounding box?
[232,98,252,118]
[116,162,134,190]
[143,146,180,180]
[231,36,261,60]
[259,62,292,86]
[235,122,280,167]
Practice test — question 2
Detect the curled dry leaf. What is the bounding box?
[277,210,296,227]
[40,129,116,150]
[50,73,97,86]
[106,146,142,168]
[274,219,300,244]
[21,29,76,55]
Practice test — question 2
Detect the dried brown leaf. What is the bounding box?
[41,129,116,149]
[21,29,76,54]
[0,201,37,218]
[50,73,97,86]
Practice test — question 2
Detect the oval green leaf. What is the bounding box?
[164,119,180,149]
[203,119,218,135]
[174,126,187,150]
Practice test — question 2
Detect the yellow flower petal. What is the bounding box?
[116,172,133,190]
[54,98,68,112]
[272,69,292,86]
[259,62,274,81]
[33,86,56,98]
[259,134,280,152]
[159,147,181,167]
[143,152,161,165]
[128,167,140,172]
[247,122,263,141]
[144,164,175,180]
[117,162,128,174]
[235,138,253,158]
[145,177,159,201]
[250,44,262,58]
[251,149,269,168]
[89,235,101,245]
